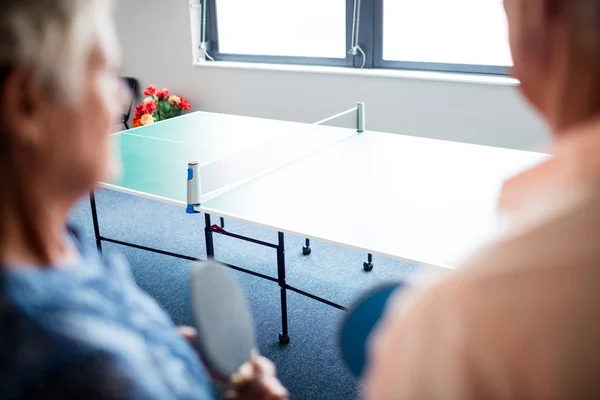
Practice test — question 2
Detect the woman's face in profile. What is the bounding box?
[68,38,125,186]
[3,10,124,197]
[55,19,125,190]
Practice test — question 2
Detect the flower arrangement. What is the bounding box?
[132,85,192,127]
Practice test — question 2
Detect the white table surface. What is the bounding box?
[201,130,549,269]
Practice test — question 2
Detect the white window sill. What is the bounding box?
[192,60,519,87]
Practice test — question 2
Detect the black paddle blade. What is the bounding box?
[190,261,257,382]
[339,282,405,377]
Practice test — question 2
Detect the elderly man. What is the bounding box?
[364,0,600,399]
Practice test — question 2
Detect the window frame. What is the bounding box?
[203,0,511,75]
[205,0,358,68]
[371,0,510,75]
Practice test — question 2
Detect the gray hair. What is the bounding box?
[0,0,116,101]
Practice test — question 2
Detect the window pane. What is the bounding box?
[383,0,512,66]
[216,0,346,58]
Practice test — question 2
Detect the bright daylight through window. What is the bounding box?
[216,0,346,59]
[383,0,512,66]
[205,0,512,74]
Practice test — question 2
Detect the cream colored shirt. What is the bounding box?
[364,123,600,400]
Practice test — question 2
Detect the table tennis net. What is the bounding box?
[197,107,361,203]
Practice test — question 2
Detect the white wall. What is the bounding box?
[115,0,550,151]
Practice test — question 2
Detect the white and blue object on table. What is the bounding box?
[186,162,201,214]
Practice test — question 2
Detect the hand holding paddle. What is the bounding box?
[225,352,288,400]
[188,261,288,399]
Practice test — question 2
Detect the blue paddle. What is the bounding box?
[338,282,405,377]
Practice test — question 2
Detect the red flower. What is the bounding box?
[180,97,191,111]
[156,88,169,100]
[144,101,157,114]
[134,104,145,118]
[143,85,157,96]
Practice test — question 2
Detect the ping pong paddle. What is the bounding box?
[189,260,257,383]
[338,282,405,377]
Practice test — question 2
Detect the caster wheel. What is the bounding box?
[363,262,374,272]
[279,333,290,345]
[302,246,312,256]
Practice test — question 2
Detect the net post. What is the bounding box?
[357,102,366,133]
[187,161,201,213]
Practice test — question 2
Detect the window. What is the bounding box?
[204,0,354,66]
[201,0,512,74]
[216,0,347,59]
[378,0,512,73]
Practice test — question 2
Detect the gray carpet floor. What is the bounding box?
[69,189,418,400]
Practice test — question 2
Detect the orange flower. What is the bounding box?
[140,113,155,125]
[132,117,142,128]
[168,95,181,106]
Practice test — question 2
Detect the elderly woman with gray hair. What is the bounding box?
[0,1,287,399]
[364,0,600,398]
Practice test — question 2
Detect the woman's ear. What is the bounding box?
[1,67,46,147]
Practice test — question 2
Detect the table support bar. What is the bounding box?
[89,191,103,253]
[91,200,348,347]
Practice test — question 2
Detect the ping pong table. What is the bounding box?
[91,103,549,344]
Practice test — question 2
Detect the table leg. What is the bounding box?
[204,214,215,259]
[89,190,102,253]
[277,232,290,345]
[302,238,312,256]
[363,253,374,272]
